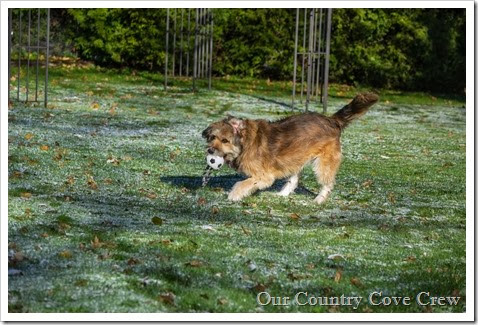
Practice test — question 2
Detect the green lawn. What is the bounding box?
[8,62,466,313]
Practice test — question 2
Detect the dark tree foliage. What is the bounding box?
[63,8,465,93]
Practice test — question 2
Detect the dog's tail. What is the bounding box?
[332,92,379,128]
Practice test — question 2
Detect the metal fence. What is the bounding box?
[8,8,50,108]
[292,8,332,113]
[164,8,213,91]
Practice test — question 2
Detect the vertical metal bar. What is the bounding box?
[179,9,183,77]
[44,8,50,108]
[204,8,209,77]
[311,9,318,100]
[186,9,190,77]
[198,8,203,78]
[291,8,299,110]
[26,9,31,102]
[316,8,323,100]
[322,8,332,113]
[201,9,206,78]
[164,8,169,90]
[193,8,198,91]
[18,10,21,101]
[305,8,315,111]
[300,8,307,102]
[208,9,213,90]
[172,8,176,78]
[35,8,40,101]
[8,9,12,103]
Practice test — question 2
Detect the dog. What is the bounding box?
[202,92,379,204]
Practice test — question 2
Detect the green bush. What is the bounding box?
[64,8,465,93]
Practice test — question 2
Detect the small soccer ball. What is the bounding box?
[206,154,224,170]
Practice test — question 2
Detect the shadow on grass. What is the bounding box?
[160,174,317,196]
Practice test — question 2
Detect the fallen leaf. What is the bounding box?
[151,217,163,225]
[59,250,73,259]
[20,192,32,199]
[40,145,49,151]
[146,192,157,199]
[127,257,140,265]
[197,197,207,205]
[91,236,102,249]
[290,213,300,220]
[328,253,345,261]
[161,239,171,245]
[186,260,202,267]
[253,283,267,292]
[90,102,100,110]
[158,292,176,305]
[334,268,343,283]
[24,133,34,140]
[350,277,363,287]
[404,255,417,263]
[362,180,373,188]
[87,176,98,190]
[241,225,252,235]
[217,298,228,305]
[211,206,219,214]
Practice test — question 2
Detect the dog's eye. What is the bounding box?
[221,139,229,144]
[209,135,216,141]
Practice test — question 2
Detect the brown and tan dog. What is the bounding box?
[202,92,379,204]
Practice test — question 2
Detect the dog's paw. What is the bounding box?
[314,195,328,205]
[228,191,243,202]
[277,190,292,197]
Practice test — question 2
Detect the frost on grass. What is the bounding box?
[7,68,466,312]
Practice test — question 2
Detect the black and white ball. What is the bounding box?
[206,154,224,170]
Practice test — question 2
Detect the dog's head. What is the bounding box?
[202,116,245,165]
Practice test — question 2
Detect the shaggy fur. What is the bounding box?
[202,92,379,203]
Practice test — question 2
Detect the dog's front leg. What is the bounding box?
[228,177,274,202]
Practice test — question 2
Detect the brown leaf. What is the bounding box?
[158,292,176,305]
[241,225,252,235]
[90,102,100,110]
[362,180,373,188]
[388,192,396,204]
[91,236,102,249]
[211,206,219,214]
[253,283,267,292]
[40,145,49,151]
[197,197,207,205]
[87,176,98,190]
[103,178,113,185]
[217,298,228,305]
[20,192,32,199]
[404,255,416,263]
[186,260,202,267]
[290,213,300,220]
[24,133,34,140]
[350,277,363,287]
[334,268,343,283]
[59,250,73,259]
[146,192,157,199]
[128,257,140,265]
[161,239,171,245]
[65,176,75,185]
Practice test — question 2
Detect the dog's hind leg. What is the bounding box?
[278,174,299,196]
[313,142,342,205]
[228,177,275,202]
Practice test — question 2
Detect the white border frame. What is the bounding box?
[1,1,474,322]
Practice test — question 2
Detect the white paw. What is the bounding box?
[228,191,243,202]
[277,189,292,197]
[314,195,328,205]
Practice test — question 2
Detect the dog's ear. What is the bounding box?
[224,116,245,135]
[202,125,212,139]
